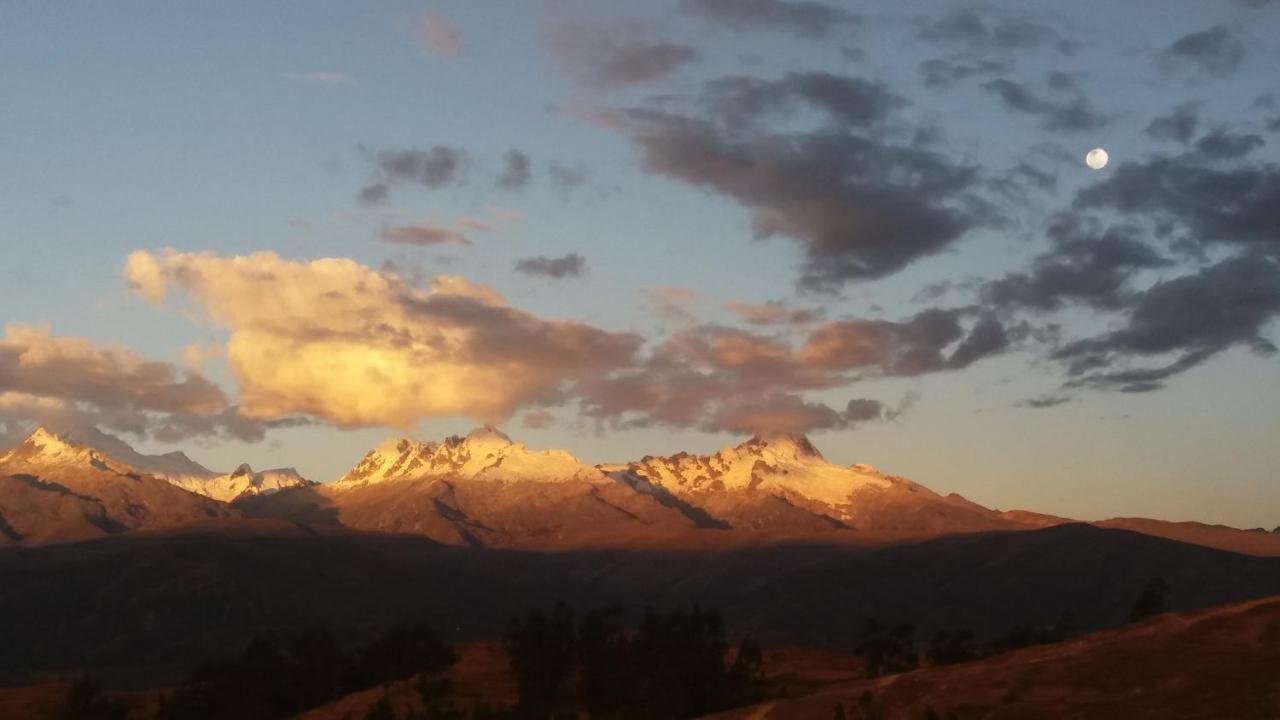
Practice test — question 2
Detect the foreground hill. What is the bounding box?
[712,594,1280,719]
[3,521,1279,676]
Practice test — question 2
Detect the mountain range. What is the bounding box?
[2,425,1278,554]
[3,425,1280,679]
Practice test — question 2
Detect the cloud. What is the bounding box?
[363,146,469,195]
[514,253,587,280]
[284,72,355,85]
[1161,26,1245,77]
[0,324,264,442]
[521,410,556,429]
[800,308,1011,375]
[917,56,1007,90]
[1051,256,1280,392]
[1146,102,1201,144]
[124,251,642,428]
[549,22,699,90]
[496,150,532,190]
[642,287,698,326]
[680,0,863,38]
[980,78,1107,132]
[917,8,1073,53]
[1074,153,1280,252]
[415,12,462,58]
[617,73,983,288]
[1194,127,1266,161]
[707,393,849,435]
[548,162,589,196]
[724,300,820,326]
[701,72,907,129]
[381,222,472,247]
[982,214,1171,312]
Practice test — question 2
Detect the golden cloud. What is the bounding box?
[125,250,641,428]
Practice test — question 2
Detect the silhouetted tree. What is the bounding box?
[57,675,129,720]
[833,702,848,720]
[848,690,883,720]
[854,621,917,678]
[632,605,732,717]
[363,695,396,720]
[926,628,977,666]
[729,634,766,704]
[1129,577,1171,622]
[578,604,634,715]
[504,602,576,718]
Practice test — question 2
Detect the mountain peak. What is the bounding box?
[465,424,511,444]
[742,433,823,461]
[231,463,254,478]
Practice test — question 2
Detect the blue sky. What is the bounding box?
[2,1,1278,527]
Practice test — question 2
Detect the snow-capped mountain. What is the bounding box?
[168,463,313,502]
[334,425,603,488]
[0,428,233,544]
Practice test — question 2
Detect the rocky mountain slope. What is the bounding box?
[0,428,233,545]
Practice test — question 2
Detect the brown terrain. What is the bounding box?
[709,594,1280,720]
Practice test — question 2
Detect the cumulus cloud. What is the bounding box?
[982,214,1171,312]
[0,324,263,442]
[1194,127,1266,161]
[642,287,698,326]
[549,22,699,90]
[1161,25,1245,77]
[681,0,862,39]
[579,311,1005,433]
[1052,255,1280,392]
[415,12,462,57]
[918,56,1007,90]
[124,251,641,428]
[617,72,983,289]
[514,253,587,280]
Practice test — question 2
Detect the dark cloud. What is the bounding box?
[1018,393,1072,409]
[917,56,1007,90]
[980,78,1107,133]
[364,146,468,194]
[1052,255,1280,391]
[982,215,1170,312]
[702,72,907,129]
[1194,127,1266,161]
[1074,153,1280,252]
[549,22,699,90]
[917,8,1073,54]
[681,0,863,39]
[1162,26,1245,77]
[0,325,267,443]
[800,308,1010,375]
[1146,102,1201,144]
[514,253,587,280]
[359,183,390,205]
[620,75,982,288]
[548,162,589,196]
[496,149,532,190]
[380,222,471,246]
[578,306,1002,432]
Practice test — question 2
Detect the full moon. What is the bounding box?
[1085,148,1109,170]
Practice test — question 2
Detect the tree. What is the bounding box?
[926,628,977,666]
[854,620,917,678]
[1130,577,1171,622]
[729,634,766,704]
[578,604,634,715]
[833,702,848,720]
[504,602,576,718]
[363,695,395,720]
[57,675,128,720]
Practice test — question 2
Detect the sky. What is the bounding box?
[1,0,1278,527]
